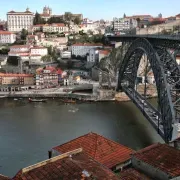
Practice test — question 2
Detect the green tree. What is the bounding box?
[47,46,53,55]
[64,12,72,22]
[48,17,65,24]
[64,12,72,30]
[67,60,73,69]
[74,17,81,25]
[33,12,45,25]
[21,28,28,40]
[7,56,19,66]
[0,48,9,54]
[41,55,52,62]
[136,18,141,28]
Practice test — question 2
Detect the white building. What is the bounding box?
[43,23,68,33]
[8,45,47,64]
[61,51,71,59]
[87,49,110,63]
[87,49,99,62]
[71,43,103,57]
[0,31,16,44]
[30,46,48,56]
[8,45,31,56]
[113,17,137,32]
[32,23,68,33]
[7,8,34,32]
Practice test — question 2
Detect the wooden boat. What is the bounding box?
[0,95,6,98]
[63,99,76,104]
[29,98,47,102]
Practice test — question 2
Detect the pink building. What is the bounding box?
[36,66,62,88]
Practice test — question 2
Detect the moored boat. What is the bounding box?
[63,99,76,104]
[29,98,47,102]
[0,95,6,98]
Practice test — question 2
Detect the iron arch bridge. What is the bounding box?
[108,35,180,143]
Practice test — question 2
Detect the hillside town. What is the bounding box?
[0,6,180,100]
[0,4,180,179]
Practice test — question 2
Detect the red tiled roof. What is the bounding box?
[27,35,35,37]
[40,13,51,17]
[149,18,166,22]
[0,31,14,35]
[13,149,119,180]
[99,50,111,55]
[0,174,10,180]
[132,15,152,17]
[119,168,150,179]
[132,143,180,178]
[53,132,134,169]
[30,46,47,49]
[56,68,63,75]
[72,43,103,47]
[10,45,30,48]
[0,73,33,77]
[7,10,33,14]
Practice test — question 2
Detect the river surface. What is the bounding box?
[0,98,163,177]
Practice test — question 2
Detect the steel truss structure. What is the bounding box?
[113,37,180,142]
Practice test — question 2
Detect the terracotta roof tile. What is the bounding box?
[53,132,134,169]
[72,43,103,46]
[0,31,14,35]
[0,174,10,180]
[119,168,150,180]
[30,46,47,49]
[99,50,111,55]
[0,73,33,77]
[10,45,30,48]
[132,143,180,178]
[13,149,119,180]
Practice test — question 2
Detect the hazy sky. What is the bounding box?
[0,0,180,20]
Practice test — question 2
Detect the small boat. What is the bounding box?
[29,98,47,102]
[0,95,6,98]
[63,99,76,104]
[14,98,18,101]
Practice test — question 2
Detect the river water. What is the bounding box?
[0,98,163,177]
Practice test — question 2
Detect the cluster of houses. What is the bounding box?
[0,65,92,92]
[0,132,180,179]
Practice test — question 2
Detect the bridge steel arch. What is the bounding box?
[117,38,180,142]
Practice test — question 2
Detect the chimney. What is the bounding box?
[48,150,52,159]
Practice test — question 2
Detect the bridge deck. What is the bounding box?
[108,34,180,41]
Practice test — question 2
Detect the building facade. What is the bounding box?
[0,73,34,85]
[8,45,31,57]
[30,47,48,56]
[8,45,48,64]
[35,67,62,88]
[0,31,16,44]
[32,23,68,33]
[71,43,103,57]
[40,6,52,21]
[113,17,137,32]
[7,8,34,32]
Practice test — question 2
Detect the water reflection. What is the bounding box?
[0,98,163,177]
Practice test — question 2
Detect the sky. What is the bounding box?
[0,0,180,21]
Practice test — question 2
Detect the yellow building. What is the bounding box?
[0,73,34,85]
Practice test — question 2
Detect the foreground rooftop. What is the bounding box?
[13,148,119,180]
[119,168,150,180]
[132,143,180,179]
[53,132,134,169]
